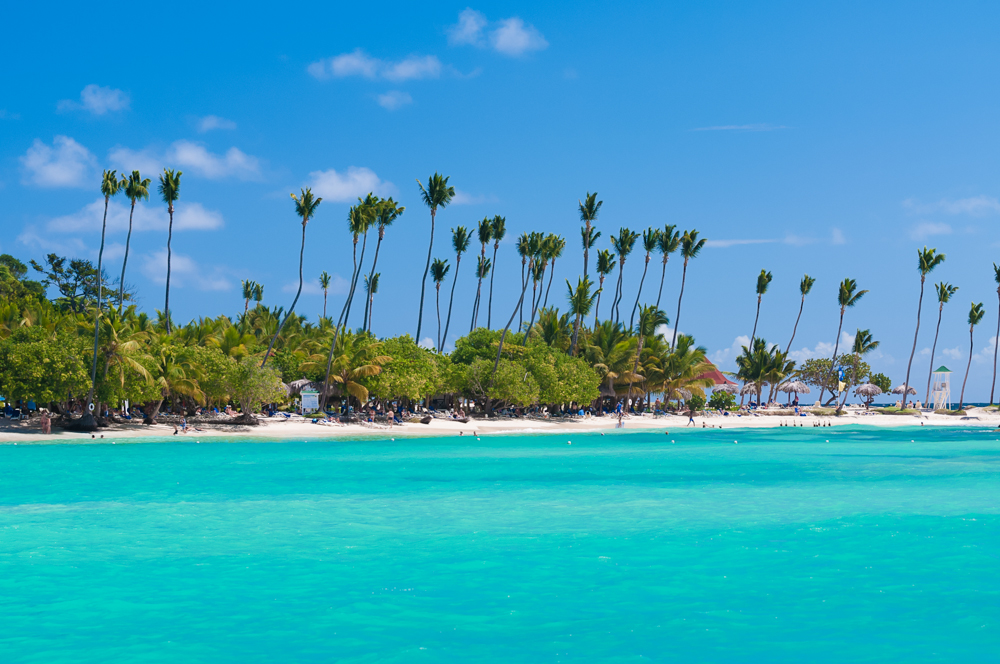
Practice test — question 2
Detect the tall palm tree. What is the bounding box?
[119,170,151,307]
[516,233,531,331]
[364,272,380,332]
[471,217,492,327]
[487,215,506,328]
[900,247,945,410]
[579,192,602,278]
[630,227,662,328]
[672,229,706,349]
[992,264,1000,404]
[262,188,322,366]
[925,282,959,405]
[344,194,377,327]
[319,272,331,319]
[655,225,680,309]
[818,278,868,404]
[158,169,182,334]
[625,305,669,409]
[593,249,616,327]
[567,275,599,355]
[431,258,450,351]
[609,227,639,325]
[490,251,536,394]
[471,256,491,331]
[523,239,546,344]
[541,234,566,310]
[242,279,257,314]
[750,269,774,347]
[86,169,123,412]
[253,282,264,307]
[841,328,880,412]
[785,274,815,352]
[363,198,404,332]
[442,225,470,346]
[959,302,986,410]
[415,174,455,343]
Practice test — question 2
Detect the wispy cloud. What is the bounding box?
[447,9,548,57]
[197,115,237,132]
[306,166,396,202]
[909,221,952,241]
[43,198,224,234]
[693,124,788,132]
[20,136,97,188]
[141,250,232,291]
[451,188,497,205]
[109,140,261,180]
[0,109,20,120]
[308,49,442,81]
[377,90,413,111]
[704,238,775,248]
[831,228,846,245]
[57,84,130,115]
[903,195,1000,216]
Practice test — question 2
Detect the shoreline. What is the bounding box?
[1,407,997,444]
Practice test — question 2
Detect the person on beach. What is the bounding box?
[40,411,51,434]
[687,410,696,426]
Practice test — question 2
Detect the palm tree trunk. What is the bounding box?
[785,297,805,353]
[263,221,307,366]
[490,268,533,386]
[443,256,461,345]
[436,285,443,351]
[362,230,385,332]
[583,222,590,279]
[625,337,645,413]
[819,309,846,405]
[519,259,526,332]
[487,244,499,328]
[960,324,974,409]
[119,199,136,308]
[572,313,581,356]
[992,288,1000,404]
[523,281,540,345]
[87,195,110,408]
[344,230,369,328]
[319,270,360,412]
[164,205,174,334]
[671,259,689,350]
[323,290,328,319]
[925,304,944,405]
[613,263,625,325]
[542,258,557,310]
[368,290,374,332]
[750,296,762,348]
[594,275,605,328]
[470,280,483,333]
[416,209,436,342]
[630,255,650,329]
[900,277,925,410]
[655,257,669,309]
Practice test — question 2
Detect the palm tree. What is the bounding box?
[302,331,390,410]
[471,256,491,331]
[818,278,868,404]
[785,274,815,352]
[86,169,123,413]
[900,247,945,410]
[655,225,680,309]
[364,272,380,332]
[242,279,257,314]
[487,215,506,328]
[750,269,774,347]
[516,233,531,331]
[630,228,662,328]
[523,244,546,343]
[362,198,404,332]
[672,229,706,349]
[430,258,450,351]
[252,282,264,307]
[471,217,492,327]
[442,226,470,346]
[344,195,377,327]
[567,275,599,355]
[491,251,537,393]
[625,305,669,408]
[959,302,986,410]
[119,170,151,307]
[579,192,602,278]
[992,264,1000,404]
[262,188,322,366]
[593,249,616,327]
[925,282,959,404]
[541,235,566,310]
[415,174,455,343]
[609,227,639,325]
[841,328,879,412]
[319,272,331,319]
[158,169,182,334]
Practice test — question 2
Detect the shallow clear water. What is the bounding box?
[1,426,998,663]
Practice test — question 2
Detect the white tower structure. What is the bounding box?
[931,366,952,411]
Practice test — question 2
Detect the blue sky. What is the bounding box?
[4,1,1000,399]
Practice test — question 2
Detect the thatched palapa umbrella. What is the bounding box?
[855,382,882,408]
[778,380,810,404]
[713,383,739,394]
[891,385,917,395]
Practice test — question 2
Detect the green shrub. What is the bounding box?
[707,390,736,411]
[686,394,706,411]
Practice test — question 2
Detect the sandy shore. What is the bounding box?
[1,407,997,443]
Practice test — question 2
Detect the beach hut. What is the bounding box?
[931,366,952,411]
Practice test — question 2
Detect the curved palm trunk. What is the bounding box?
[489,267,534,411]
[612,262,625,325]
[785,296,806,353]
[594,275,605,328]
[529,265,547,326]
[630,254,651,329]
[900,276,926,410]
[119,199,137,308]
[749,296,762,348]
[442,256,462,346]
[542,258,557,310]
[487,243,499,328]
[925,303,945,404]
[164,204,175,334]
[344,230,369,328]
[436,284,443,351]
[523,280,540,345]
[959,324,974,409]
[655,256,670,309]
[992,287,1000,404]
[362,229,385,332]
[818,308,846,405]
[470,280,483,333]
[86,195,111,408]
[671,259,689,350]
[518,259,526,332]
[319,264,363,412]
[263,221,308,366]
[416,209,436,342]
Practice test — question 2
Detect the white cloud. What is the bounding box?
[831,228,846,245]
[705,238,776,248]
[490,17,548,56]
[692,124,788,131]
[909,221,952,241]
[308,49,442,81]
[787,341,837,363]
[109,141,261,180]
[448,8,488,45]
[306,166,395,202]
[903,195,1000,216]
[377,90,413,111]
[451,189,497,205]
[140,250,231,291]
[419,337,435,349]
[197,115,237,132]
[710,335,750,369]
[943,346,962,360]
[108,146,162,176]
[44,198,223,234]
[58,84,130,115]
[20,136,97,187]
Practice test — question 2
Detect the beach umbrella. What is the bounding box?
[713,383,739,394]
[855,383,882,397]
[891,385,917,395]
[778,381,810,394]
[740,382,761,395]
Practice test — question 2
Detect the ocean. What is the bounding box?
[0,427,997,662]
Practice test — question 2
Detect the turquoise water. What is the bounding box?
[1,427,998,663]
